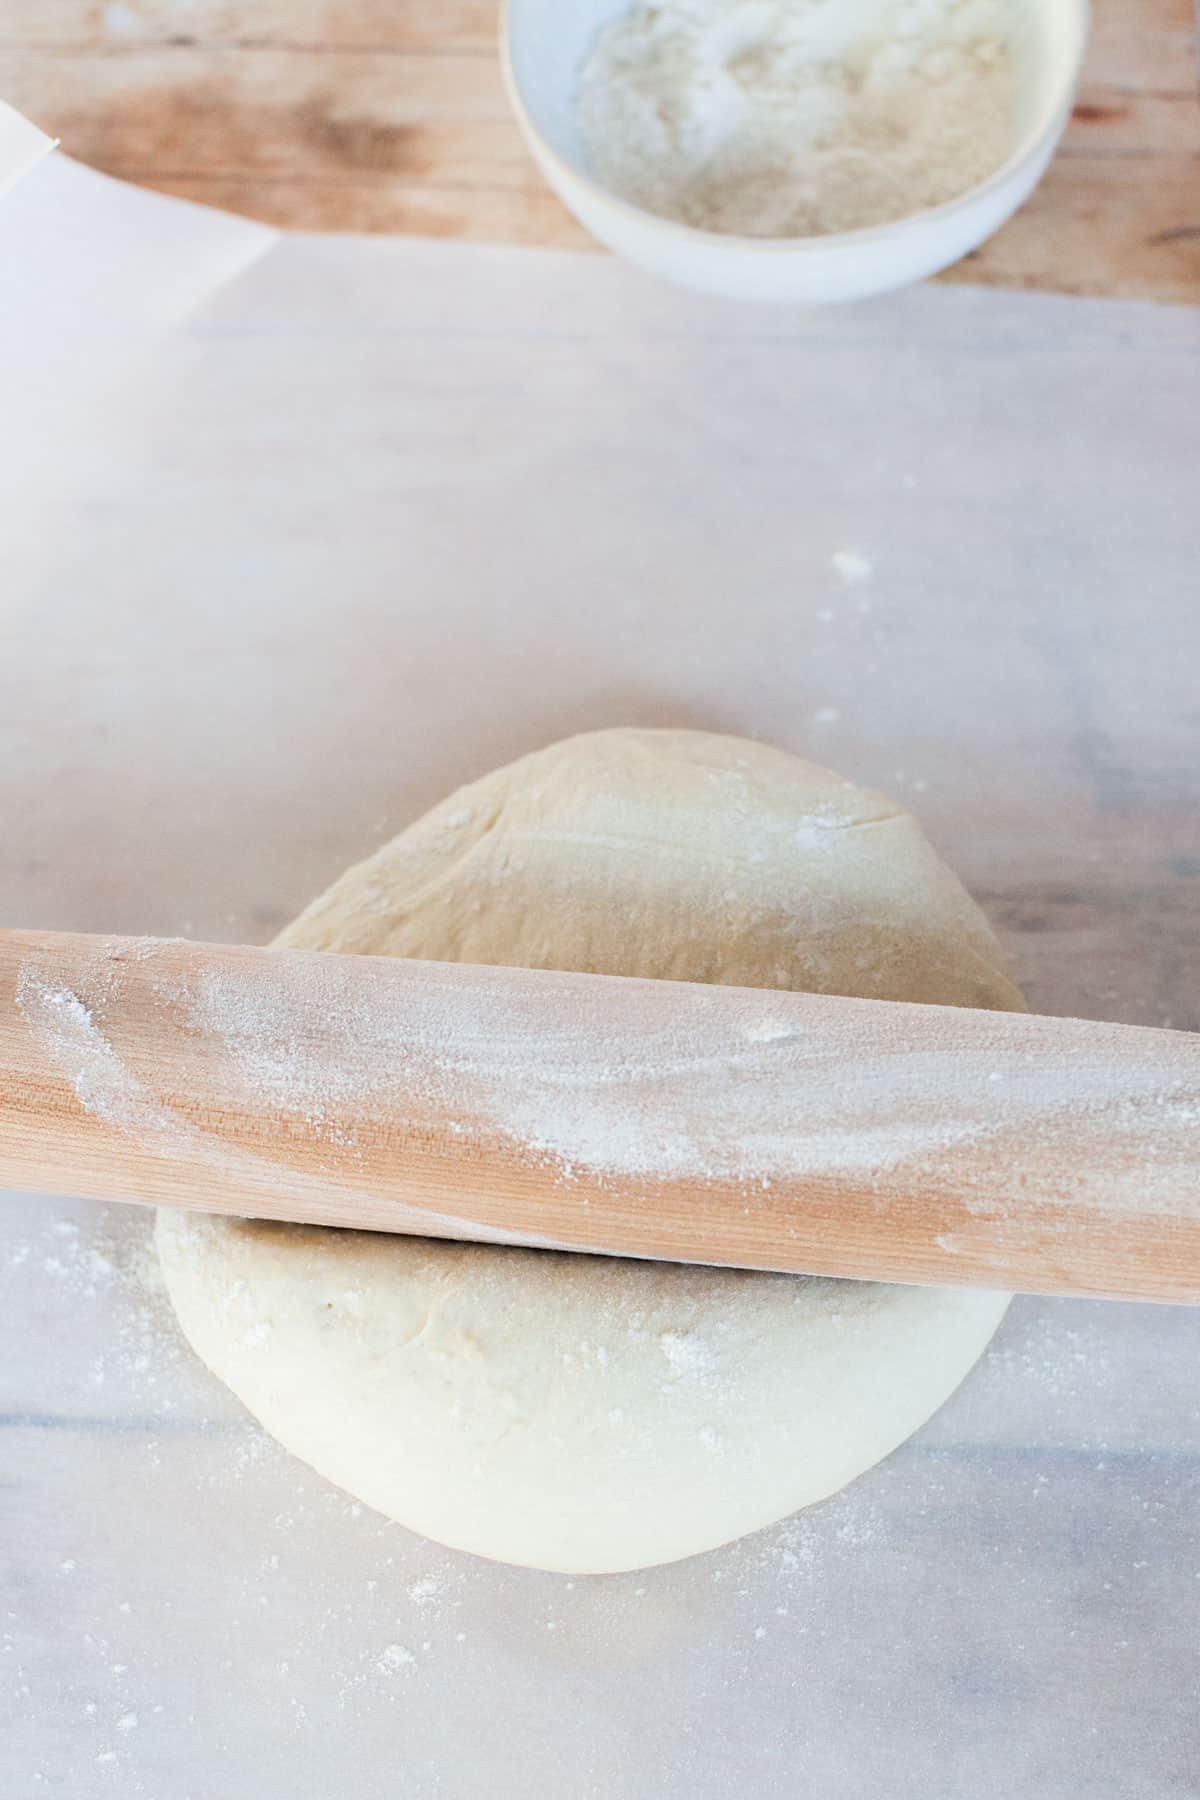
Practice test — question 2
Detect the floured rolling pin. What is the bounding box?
[0,928,1196,1302]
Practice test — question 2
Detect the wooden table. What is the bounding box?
[3,0,1198,302]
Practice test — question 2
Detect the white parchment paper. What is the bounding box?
[2,152,1199,1799]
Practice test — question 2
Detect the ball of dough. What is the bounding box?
[157,729,1021,1573]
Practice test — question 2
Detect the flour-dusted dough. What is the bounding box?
[157,729,1021,1573]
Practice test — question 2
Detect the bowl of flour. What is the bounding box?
[502,0,1088,302]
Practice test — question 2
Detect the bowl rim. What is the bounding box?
[500,0,1090,256]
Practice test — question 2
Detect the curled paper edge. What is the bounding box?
[0,101,57,201]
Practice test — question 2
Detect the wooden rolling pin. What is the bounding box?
[0,928,1196,1302]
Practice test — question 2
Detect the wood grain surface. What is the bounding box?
[5,930,1199,1300]
[2,0,1198,301]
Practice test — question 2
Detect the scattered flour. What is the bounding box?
[831,550,874,586]
[0,1194,1185,1785]
[14,971,177,1141]
[659,1328,720,1382]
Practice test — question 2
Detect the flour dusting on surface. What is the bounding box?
[15,966,184,1142]
[16,941,1200,1234]
[175,955,1200,1220]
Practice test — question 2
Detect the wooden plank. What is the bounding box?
[2,1,1198,301]
[945,153,1200,301]
[2,0,1193,85]
[0,0,498,53]
[8,52,1198,177]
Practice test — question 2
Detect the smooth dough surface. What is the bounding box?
[158,729,1021,1573]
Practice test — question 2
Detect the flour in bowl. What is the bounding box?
[576,0,1018,236]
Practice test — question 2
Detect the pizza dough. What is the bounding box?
[157,729,1022,1573]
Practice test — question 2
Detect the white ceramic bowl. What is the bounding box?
[502,0,1089,304]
